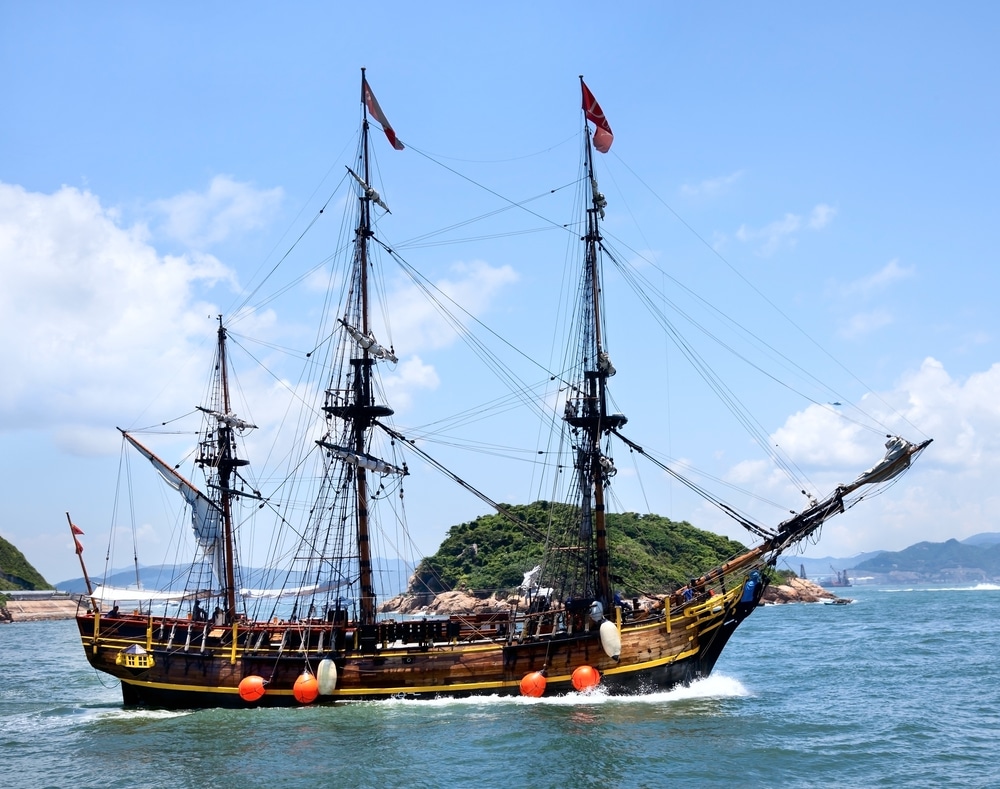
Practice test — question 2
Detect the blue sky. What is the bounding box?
[2,3,998,585]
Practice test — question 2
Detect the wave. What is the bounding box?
[369,672,750,709]
[90,707,193,722]
[879,583,1000,593]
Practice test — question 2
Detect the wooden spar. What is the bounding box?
[216,318,238,620]
[582,85,612,611]
[66,511,94,598]
[355,67,376,625]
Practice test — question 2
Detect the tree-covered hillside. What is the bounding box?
[410,501,747,598]
[0,535,52,591]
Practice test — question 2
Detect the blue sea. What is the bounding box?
[2,584,998,789]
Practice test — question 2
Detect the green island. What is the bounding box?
[408,500,752,598]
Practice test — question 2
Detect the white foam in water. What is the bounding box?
[93,708,194,722]
[372,673,750,709]
[880,583,1000,593]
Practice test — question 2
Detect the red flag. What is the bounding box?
[581,80,614,153]
[362,76,404,151]
[74,538,84,554]
[71,523,84,535]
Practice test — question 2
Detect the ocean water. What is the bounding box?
[2,585,998,789]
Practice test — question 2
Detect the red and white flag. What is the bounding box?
[362,76,404,151]
[71,523,84,535]
[581,80,614,154]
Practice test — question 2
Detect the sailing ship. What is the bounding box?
[73,71,930,707]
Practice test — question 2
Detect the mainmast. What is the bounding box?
[321,68,396,626]
[563,78,626,611]
[354,86,378,627]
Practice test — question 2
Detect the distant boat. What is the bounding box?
[824,567,853,587]
[71,70,930,707]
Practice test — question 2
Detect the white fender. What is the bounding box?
[599,619,621,661]
[317,658,338,695]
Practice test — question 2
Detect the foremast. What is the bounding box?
[119,318,255,618]
[196,317,254,620]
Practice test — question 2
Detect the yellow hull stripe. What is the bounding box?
[117,644,703,698]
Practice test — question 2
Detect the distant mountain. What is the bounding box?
[56,527,1000,599]
[784,553,886,581]
[794,533,1000,584]
[55,558,414,600]
[961,532,1000,546]
[0,536,53,591]
[855,539,1000,580]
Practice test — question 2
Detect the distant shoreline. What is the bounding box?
[0,578,844,623]
[1,594,82,623]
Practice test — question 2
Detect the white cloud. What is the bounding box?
[736,203,835,256]
[382,356,440,413]
[680,170,743,198]
[379,259,519,350]
[831,260,914,339]
[149,175,283,248]
[0,182,238,447]
[737,212,801,256]
[808,203,837,229]
[839,309,893,339]
[699,357,1000,557]
[0,183,521,461]
[843,258,914,297]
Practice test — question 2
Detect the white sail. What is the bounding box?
[346,165,391,213]
[90,585,207,603]
[317,440,406,475]
[122,432,224,577]
[338,318,398,363]
[852,435,915,487]
[239,582,341,600]
[196,406,258,431]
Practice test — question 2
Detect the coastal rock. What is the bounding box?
[380,578,844,616]
[380,589,514,616]
[762,577,844,605]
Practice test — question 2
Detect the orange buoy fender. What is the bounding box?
[519,670,547,697]
[238,674,266,703]
[293,671,319,704]
[317,658,338,695]
[599,619,621,660]
[572,665,601,692]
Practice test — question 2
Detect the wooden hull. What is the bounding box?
[76,578,761,708]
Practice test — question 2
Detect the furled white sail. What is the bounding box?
[853,435,915,487]
[195,406,258,431]
[239,582,341,599]
[317,440,406,475]
[90,585,203,603]
[338,318,398,363]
